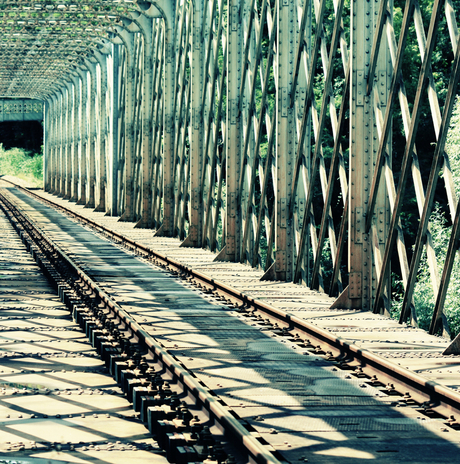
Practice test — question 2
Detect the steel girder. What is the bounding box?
[0,0,175,223]
[3,0,460,345]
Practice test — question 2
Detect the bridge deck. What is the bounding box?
[2,181,460,463]
[31,187,457,389]
[0,192,166,463]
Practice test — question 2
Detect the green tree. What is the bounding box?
[0,145,43,187]
[392,96,460,337]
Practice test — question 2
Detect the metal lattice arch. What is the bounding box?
[0,1,168,96]
[0,0,175,224]
[3,0,460,351]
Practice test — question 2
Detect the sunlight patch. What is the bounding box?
[315,447,374,459]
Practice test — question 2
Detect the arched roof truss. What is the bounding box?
[0,0,166,98]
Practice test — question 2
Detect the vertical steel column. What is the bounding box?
[64,83,72,200]
[273,0,297,281]
[95,52,109,212]
[157,19,176,236]
[151,21,166,228]
[70,76,80,202]
[53,92,60,195]
[120,33,136,221]
[43,100,51,192]
[76,69,88,206]
[181,0,205,247]
[238,0,257,265]
[55,93,61,195]
[340,0,391,310]
[345,0,373,309]
[85,60,97,208]
[111,45,120,217]
[137,17,154,228]
[56,90,64,197]
[293,0,311,285]
[59,88,67,197]
[49,95,58,195]
[132,36,143,220]
[215,0,243,261]
[45,98,54,192]
[370,0,392,314]
[54,93,61,195]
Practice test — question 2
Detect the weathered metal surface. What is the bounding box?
[5,183,460,462]
[2,0,460,338]
[25,185,460,390]
[0,199,166,463]
[0,99,43,122]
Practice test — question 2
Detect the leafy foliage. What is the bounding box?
[0,145,43,187]
[392,97,460,337]
[390,0,460,253]
[446,97,460,198]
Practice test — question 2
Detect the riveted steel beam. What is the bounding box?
[180,0,205,248]
[5,0,460,339]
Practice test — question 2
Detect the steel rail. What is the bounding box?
[0,184,282,464]
[5,179,460,421]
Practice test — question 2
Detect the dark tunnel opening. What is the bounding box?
[0,120,43,153]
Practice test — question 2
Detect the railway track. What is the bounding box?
[2,178,460,462]
[0,185,257,464]
[0,193,167,463]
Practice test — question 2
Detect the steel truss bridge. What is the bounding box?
[2,0,460,349]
